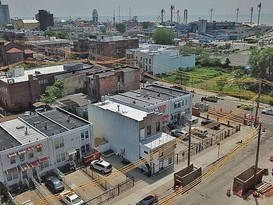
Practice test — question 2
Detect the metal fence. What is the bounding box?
[85,175,134,205]
[175,126,239,164]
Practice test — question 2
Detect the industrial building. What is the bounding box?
[11,19,40,31]
[35,10,54,31]
[88,100,176,176]
[0,107,93,187]
[106,84,193,126]
[0,1,10,25]
[126,44,195,75]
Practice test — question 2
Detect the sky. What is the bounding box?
[2,0,273,22]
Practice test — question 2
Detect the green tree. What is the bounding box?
[152,28,175,45]
[116,23,126,33]
[224,57,231,67]
[249,47,273,79]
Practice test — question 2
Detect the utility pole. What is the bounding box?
[188,121,192,166]
[253,123,262,188]
[254,81,262,127]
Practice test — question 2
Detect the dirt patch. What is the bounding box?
[264,188,273,197]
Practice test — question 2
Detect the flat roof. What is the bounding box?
[0,126,21,151]
[94,101,148,121]
[110,84,190,108]
[141,132,176,150]
[0,119,46,146]
[20,108,89,136]
[25,39,70,46]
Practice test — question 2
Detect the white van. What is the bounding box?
[191,127,208,137]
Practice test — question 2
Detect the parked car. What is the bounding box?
[90,159,112,174]
[61,191,84,205]
[261,108,273,115]
[136,195,158,205]
[170,129,189,140]
[201,96,218,103]
[191,127,208,137]
[201,119,220,130]
[45,176,64,194]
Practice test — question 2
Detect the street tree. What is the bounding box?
[249,47,273,80]
[152,28,175,45]
[216,76,228,91]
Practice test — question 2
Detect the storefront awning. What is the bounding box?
[5,167,18,174]
[30,161,39,168]
[7,153,17,158]
[17,150,26,155]
[18,162,31,172]
[67,149,77,155]
[38,156,50,164]
[35,144,43,149]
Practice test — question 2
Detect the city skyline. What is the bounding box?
[3,0,273,21]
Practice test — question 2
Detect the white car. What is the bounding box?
[22,200,34,205]
[90,159,112,174]
[261,108,273,115]
[61,191,84,205]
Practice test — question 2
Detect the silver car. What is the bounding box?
[90,159,112,174]
[261,108,273,115]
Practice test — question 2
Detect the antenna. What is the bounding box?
[119,6,121,23]
[129,6,131,20]
[236,7,239,23]
[257,2,262,26]
[113,10,116,26]
[210,8,213,22]
[250,7,253,24]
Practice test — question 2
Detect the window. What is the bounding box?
[81,145,86,153]
[146,125,151,136]
[10,157,16,165]
[160,152,164,157]
[6,170,18,181]
[174,103,177,109]
[182,100,184,106]
[149,59,151,64]
[54,138,64,149]
[56,153,65,163]
[185,99,188,106]
[40,161,49,170]
[19,154,25,162]
[37,147,42,156]
[168,157,173,165]
[85,131,89,139]
[81,132,85,140]
[156,122,160,132]
[86,144,90,152]
[144,150,148,154]
[28,150,34,159]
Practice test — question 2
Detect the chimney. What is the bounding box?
[44,121,48,129]
[25,127,28,135]
[67,115,70,123]
[117,105,120,112]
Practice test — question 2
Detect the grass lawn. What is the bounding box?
[161,66,273,103]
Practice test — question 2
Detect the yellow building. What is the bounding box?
[12,19,40,30]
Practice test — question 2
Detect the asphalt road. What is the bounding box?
[172,118,273,205]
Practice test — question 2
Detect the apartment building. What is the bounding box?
[0,107,93,187]
[88,101,176,176]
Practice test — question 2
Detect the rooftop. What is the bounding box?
[127,44,177,55]
[94,101,148,121]
[141,132,176,150]
[0,126,21,151]
[20,108,90,136]
[0,119,46,147]
[6,48,23,54]
[110,84,190,108]
[25,38,70,46]
[91,35,137,43]
[22,19,39,24]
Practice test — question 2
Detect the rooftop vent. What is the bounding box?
[25,127,28,135]
[16,125,25,129]
[67,115,71,123]
[44,121,48,130]
[117,105,120,112]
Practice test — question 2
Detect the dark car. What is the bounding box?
[201,119,220,130]
[201,119,213,126]
[45,176,64,194]
[136,195,158,205]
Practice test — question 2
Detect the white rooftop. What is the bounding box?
[0,119,46,145]
[95,100,148,121]
[141,132,176,150]
[128,43,177,55]
[0,65,65,83]
[22,19,39,24]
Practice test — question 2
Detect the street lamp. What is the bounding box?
[217,142,221,159]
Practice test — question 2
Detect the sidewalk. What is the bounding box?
[111,126,255,205]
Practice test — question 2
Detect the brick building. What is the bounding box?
[73,35,139,59]
[86,66,140,100]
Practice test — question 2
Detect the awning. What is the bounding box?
[30,161,39,168]
[5,167,18,175]
[27,146,34,151]
[67,149,77,155]
[8,153,17,158]
[38,156,50,164]
[17,150,26,155]
[18,163,31,172]
[35,144,43,149]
